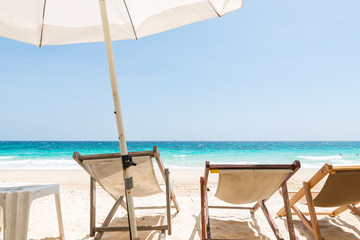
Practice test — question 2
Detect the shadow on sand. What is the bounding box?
[278,217,360,240]
[188,213,271,240]
[88,215,167,240]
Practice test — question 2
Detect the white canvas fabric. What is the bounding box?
[83,155,162,198]
[214,169,292,204]
[0,0,243,46]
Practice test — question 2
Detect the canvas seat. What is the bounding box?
[200,161,300,240]
[277,163,360,240]
[73,146,180,240]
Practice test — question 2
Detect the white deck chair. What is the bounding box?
[200,161,301,240]
[73,146,180,240]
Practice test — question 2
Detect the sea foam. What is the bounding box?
[0,159,80,170]
[296,155,343,161]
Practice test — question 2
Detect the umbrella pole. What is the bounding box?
[98,0,139,239]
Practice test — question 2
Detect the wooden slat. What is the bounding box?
[332,202,360,217]
[208,164,296,170]
[291,205,313,234]
[154,146,180,212]
[281,184,296,240]
[200,177,206,240]
[90,177,96,237]
[205,182,211,240]
[134,206,176,210]
[332,205,349,217]
[159,215,166,240]
[204,161,210,186]
[251,201,260,214]
[300,211,334,216]
[207,239,245,240]
[78,150,155,161]
[332,166,360,171]
[95,225,169,232]
[304,182,322,240]
[165,169,171,235]
[259,200,283,240]
[208,206,253,210]
[347,204,360,216]
[159,230,166,240]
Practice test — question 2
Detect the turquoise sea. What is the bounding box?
[1,141,360,170]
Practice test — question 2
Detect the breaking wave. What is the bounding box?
[296,155,343,161]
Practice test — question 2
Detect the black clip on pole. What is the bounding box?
[121,154,137,170]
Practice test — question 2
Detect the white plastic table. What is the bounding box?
[0,183,65,240]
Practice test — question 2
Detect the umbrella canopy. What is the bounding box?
[1,0,243,46]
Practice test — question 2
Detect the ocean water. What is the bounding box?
[0,141,360,170]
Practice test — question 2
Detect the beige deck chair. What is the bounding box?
[73,146,180,240]
[277,163,360,240]
[200,160,300,240]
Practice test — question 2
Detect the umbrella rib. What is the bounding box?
[39,0,47,47]
[122,0,138,40]
[207,0,221,17]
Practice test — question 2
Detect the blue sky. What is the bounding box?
[1,0,360,141]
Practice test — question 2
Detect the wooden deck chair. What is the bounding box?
[73,146,180,240]
[277,163,360,240]
[200,160,300,240]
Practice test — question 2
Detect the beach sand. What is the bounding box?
[0,169,359,240]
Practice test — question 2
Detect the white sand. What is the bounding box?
[0,169,359,240]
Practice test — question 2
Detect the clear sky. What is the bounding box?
[1,0,360,141]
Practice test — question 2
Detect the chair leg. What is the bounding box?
[259,200,284,240]
[170,187,180,213]
[154,149,180,212]
[291,204,313,233]
[200,177,206,240]
[54,193,65,240]
[303,182,322,240]
[90,177,96,237]
[165,169,171,235]
[346,204,360,216]
[281,184,296,240]
[0,205,3,234]
[205,185,211,239]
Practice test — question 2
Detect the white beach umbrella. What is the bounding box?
[0,0,243,238]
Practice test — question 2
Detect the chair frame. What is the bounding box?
[73,146,180,240]
[200,160,300,240]
[277,163,360,240]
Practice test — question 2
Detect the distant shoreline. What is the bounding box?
[2,140,360,142]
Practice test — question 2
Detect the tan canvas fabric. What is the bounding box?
[214,169,291,204]
[83,156,162,198]
[313,170,360,207]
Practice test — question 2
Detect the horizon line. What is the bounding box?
[2,140,360,142]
